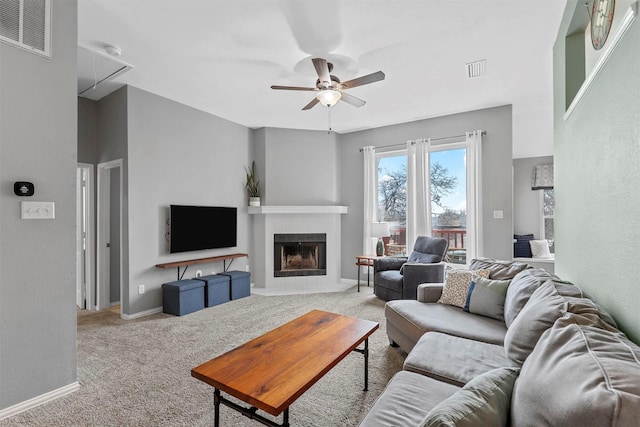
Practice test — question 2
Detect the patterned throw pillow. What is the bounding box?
[438,268,491,308]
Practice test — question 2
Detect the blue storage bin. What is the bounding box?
[162,279,205,316]
[220,270,251,300]
[195,274,230,307]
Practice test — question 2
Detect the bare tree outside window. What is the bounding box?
[378,163,457,222]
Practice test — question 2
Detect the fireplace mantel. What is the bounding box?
[248,206,348,215]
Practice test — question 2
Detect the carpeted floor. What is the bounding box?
[1,285,406,426]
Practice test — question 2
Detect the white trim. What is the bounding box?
[121,306,163,320]
[564,3,637,120]
[97,159,124,312]
[76,163,95,310]
[248,205,348,215]
[0,382,79,421]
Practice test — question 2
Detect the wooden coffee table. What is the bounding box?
[191,310,379,427]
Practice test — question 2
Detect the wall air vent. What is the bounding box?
[0,0,51,58]
[465,59,486,78]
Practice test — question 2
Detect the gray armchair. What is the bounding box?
[373,236,448,301]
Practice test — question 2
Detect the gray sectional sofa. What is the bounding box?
[360,258,640,426]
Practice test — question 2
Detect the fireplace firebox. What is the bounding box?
[273,233,327,277]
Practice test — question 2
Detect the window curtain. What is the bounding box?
[362,146,377,265]
[465,131,483,262]
[532,164,554,190]
[406,138,432,252]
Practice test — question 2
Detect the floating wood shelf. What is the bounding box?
[156,253,248,280]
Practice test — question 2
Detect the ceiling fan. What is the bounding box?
[271,58,385,110]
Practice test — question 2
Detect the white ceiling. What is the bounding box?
[77,0,567,157]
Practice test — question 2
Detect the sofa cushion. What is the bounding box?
[375,270,403,292]
[468,258,529,280]
[503,268,573,327]
[438,268,490,308]
[423,367,520,427]
[358,371,460,427]
[511,313,640,427]
[404,332,512,386]
[408,251,442,264]
[504,280,610,366]
[464,277,511,321]
[386,300,507,349]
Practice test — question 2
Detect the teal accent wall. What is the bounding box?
[554,1,640,342]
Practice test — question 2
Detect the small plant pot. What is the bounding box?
[249,197,261,207]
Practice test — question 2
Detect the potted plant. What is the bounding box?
[245,160,261,206]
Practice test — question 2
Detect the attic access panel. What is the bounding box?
[77,44,133,97]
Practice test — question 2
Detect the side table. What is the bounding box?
[355,255,382,292]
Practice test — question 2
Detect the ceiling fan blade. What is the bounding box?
[271,85,317,91]
[340,92,366,108]
[302,97,320,110]
[312,58,331,84]
[340,71,385,89]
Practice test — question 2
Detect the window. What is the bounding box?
[376,144,471,262]
[542,189,554,252]
[430,145,467,264]
[377,153,407,255]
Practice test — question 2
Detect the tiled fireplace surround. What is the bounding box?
[249,206,349,294]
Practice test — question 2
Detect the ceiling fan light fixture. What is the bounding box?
[316,89,342,107]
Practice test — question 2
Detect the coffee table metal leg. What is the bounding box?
[353,338,370,391]
[214,388,220,427]
[364,338,369,391]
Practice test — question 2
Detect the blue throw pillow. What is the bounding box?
[514,234,534,258]
[464,277,512,321]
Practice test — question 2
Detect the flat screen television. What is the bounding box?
[170,205,237,253]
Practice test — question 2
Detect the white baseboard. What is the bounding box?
[121,306,163,320]
[0,381,80,421]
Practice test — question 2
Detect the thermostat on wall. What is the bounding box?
[14,182,34,196]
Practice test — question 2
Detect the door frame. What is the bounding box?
[76,163,95,309]
[97,159,123,313]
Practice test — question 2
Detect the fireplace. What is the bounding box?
[273,233,327,277]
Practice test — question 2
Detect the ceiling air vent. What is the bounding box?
[0,0,51,58]
[465,59,486,78]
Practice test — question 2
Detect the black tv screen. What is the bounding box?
[170,205,237,253]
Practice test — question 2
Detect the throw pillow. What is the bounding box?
[529,240,551,258]
[513,234,534,258]
[423,367,520,427]
[463,277,512,321]
[438,268,490,308]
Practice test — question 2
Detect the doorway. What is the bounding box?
[97,159,123,314]
[76,163,95,309]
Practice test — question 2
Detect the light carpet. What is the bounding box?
[1,286,406,426]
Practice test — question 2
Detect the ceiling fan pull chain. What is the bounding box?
[328,106,332,134]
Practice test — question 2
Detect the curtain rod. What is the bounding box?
[359,131,487,152]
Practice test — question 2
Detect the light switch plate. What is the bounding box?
[493,210,504,219]
[21,201,55,219]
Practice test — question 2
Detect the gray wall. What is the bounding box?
[78,98,98,164]
[253,128,339,205]
[126,87,252,314]
[94,86,130,313]
[338,105,514,280]
[0,0,78,410]
[554,1,640,342]
[513,156,553,238]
